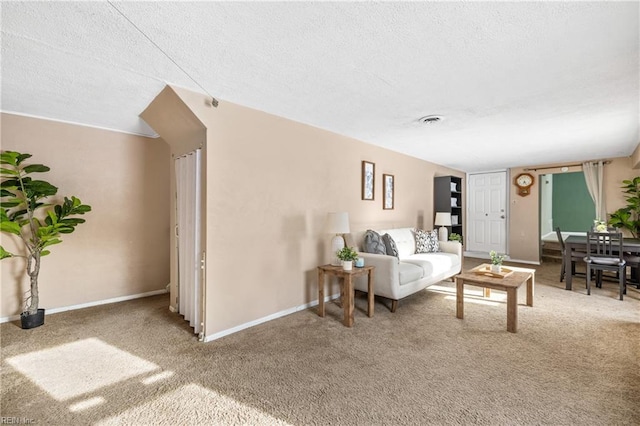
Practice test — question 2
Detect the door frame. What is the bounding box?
[465,169,510,258]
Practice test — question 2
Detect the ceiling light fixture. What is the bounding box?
[418,115,443,124]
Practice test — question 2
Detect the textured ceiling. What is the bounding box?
[1,1,638,172]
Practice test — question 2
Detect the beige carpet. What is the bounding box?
[2,258,639,425]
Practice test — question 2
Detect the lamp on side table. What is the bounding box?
[434,212,452,242]
[327,212,350,266]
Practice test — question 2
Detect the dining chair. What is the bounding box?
[555,227,586,282]
[623,253,640,289]
[584,231,626,300]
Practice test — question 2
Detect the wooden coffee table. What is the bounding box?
[317,265,374,327]
[455,264,535,333]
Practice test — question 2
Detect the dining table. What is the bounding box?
[563,234,640,290]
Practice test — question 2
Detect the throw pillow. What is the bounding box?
[415,229,440,253]
[343,233,356,250]
[363,229,387,255]
[382,233,399,257]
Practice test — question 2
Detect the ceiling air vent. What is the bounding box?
[418,115,443,124]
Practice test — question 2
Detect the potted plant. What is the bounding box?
[449,233,462,244]
[608,177,640,237]
[1,151,91,329]
[489,250,506,273]
[593,219,608,232]
[336,246,358,271]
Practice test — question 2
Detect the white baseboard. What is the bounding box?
[203,293,340,343]
[464,251,491,259]
[0,289,168,323]
[507,259,541,265]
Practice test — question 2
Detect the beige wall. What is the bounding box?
[0,113,171,318]
[169,87,463,337]
[508,157,637,262]
[3,103,634,334]
[3,94,634,335]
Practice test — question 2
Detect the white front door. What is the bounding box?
[467,171,507,254]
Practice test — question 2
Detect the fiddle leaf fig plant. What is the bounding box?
[0,151,91,316]
[608,177,640,238]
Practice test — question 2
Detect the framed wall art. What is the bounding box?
[383,174,394,210]
[361,161,375,200]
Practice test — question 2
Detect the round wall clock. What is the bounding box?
[515,172,534,196]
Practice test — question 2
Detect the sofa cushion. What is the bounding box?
[415,229,439,253]
[398,262,424,285]
[382,233,399,257]
[403,252,460,277]
[379,228,415,258]
[363,229,387,255]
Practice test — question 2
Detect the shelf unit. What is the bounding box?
[434,176,463,241]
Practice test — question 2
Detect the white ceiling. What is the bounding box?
[1,1,638,172]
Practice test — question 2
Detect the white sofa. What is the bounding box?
[352,227,462,312]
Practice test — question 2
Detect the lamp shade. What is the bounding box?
[327,212,350,234]
[434,212,452,227]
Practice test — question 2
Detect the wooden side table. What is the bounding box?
[317,265,374,327]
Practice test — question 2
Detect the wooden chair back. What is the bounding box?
[586,231,624,263]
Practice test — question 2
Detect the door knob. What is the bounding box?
[501,215,505,219]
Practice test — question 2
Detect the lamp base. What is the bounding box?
[438,226,448,242]
[331,234,345,266]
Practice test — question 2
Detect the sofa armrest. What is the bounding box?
[439,241,462,259]
[354,252,399,297]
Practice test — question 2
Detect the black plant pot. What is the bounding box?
[20,308,45,329]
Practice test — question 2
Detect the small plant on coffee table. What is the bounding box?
[490,250,505,265]
[489,250,506,273]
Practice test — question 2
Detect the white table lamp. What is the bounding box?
[434,212,452,242]
[327,212,350,266]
